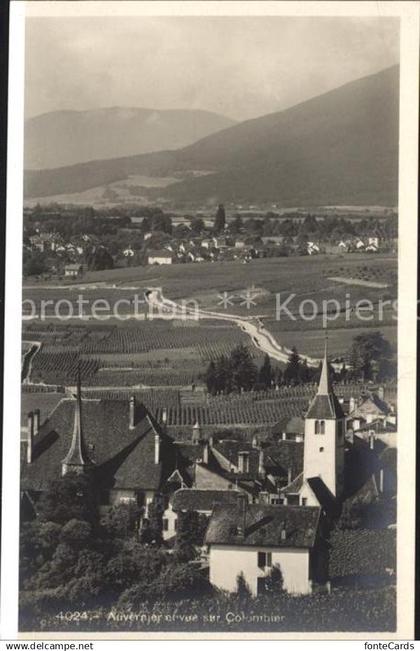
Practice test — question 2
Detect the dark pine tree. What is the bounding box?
[258,354,273,389]
[284,347,301,385]
[214,204,226,234]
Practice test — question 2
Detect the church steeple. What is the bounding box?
[317,337,332,396]
[306,334,344,420]
[303,330,345,498]
[62,371,93,475]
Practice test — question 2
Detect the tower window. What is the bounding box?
[319,447,324,452]
[315,420,326,434]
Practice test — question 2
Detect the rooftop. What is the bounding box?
[205,503,320,548]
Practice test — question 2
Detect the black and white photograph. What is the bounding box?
[1,0,419,640]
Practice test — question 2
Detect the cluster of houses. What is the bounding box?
[146,235,263,266]
[146,235,386,266]
[21,346,396,596]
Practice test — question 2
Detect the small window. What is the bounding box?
[315,420,325,434]
[174,519,177,531]
[163,519,168,531]
[320,420,325,434]
[302,497,307,506]
[319,447,324,452]
[258,552,272,569]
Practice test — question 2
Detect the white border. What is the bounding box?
[1,0,25,640]
[2,0,419,641]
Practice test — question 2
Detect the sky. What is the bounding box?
[25,16,399,122]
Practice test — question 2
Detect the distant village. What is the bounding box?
[23,204,398,278]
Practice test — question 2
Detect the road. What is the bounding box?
[145,288,322,368]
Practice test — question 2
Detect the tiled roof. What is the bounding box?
[263,441,304,477]
[349,395,390,418]
[172,488,243,512]
[21,398,175,492]
[205,503,320,548]
[306,393,344,420]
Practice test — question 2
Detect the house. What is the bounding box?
[20,385,183,521]
[162,487,243,541]
[205,495,325,595]
[307,242,320,255]
[201,239,212,249]
[368,237,379,248]
[123,246,134,258]
[234,239,246,249]
[355,239,365,250]
[64,263,83,278]
[347,392,396,432]
[365,243,379,253]
[147,250,174,265]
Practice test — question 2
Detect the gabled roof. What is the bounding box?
[21,398,174,492]
[172,488,242,512]
[205,503,320,549]
[349,394,390,418]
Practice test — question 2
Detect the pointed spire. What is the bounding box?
[62,369,92,474]
[317,331,332,396]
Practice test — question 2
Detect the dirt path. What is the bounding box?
[145,289,322,368]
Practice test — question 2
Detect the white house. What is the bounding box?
[205,495,323,595]
[147,250,174,265]
[64,263,83,278]
[162,487,243,541]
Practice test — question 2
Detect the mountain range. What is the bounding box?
[24,107,236,169]
[24,65,399,206]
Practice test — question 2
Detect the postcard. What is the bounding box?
[1,0,419,640]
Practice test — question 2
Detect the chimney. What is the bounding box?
[209,435,214,447]
[349,396,356,413]
[282,431,287,441]
[369,433,375,450]
[129,396,136,430]
[27,412,34,464]
[33,409,40,437]
[154,434,160,464]
[202,441,209,465]
[192,421,201,444]
[161,408,167,431]
[287,467,292,485]
[379,468,384,493]
[378,386,384,401]
[258,449,265,478]
[252,435,258,448]
[236,493,247,537]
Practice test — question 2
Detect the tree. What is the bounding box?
[23,251,49,277]
[190,217,205,235]
[100,502,142,539]
[85,244,114,271]
[174,511,198,562]
[140,499,163,546]
[214,204,226,233]
[204,360,217,395]
[284,347,301,385]
[230,344,258,392]
[236,572,252,601]
[258,354,273,389]
[265,563,285,594]
[348,331,394,381]
[37,474,99,526]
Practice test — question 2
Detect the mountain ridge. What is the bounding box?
[25,65,399,206]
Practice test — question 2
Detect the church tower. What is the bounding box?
[303,341,345,497]
[61,372,93,476]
